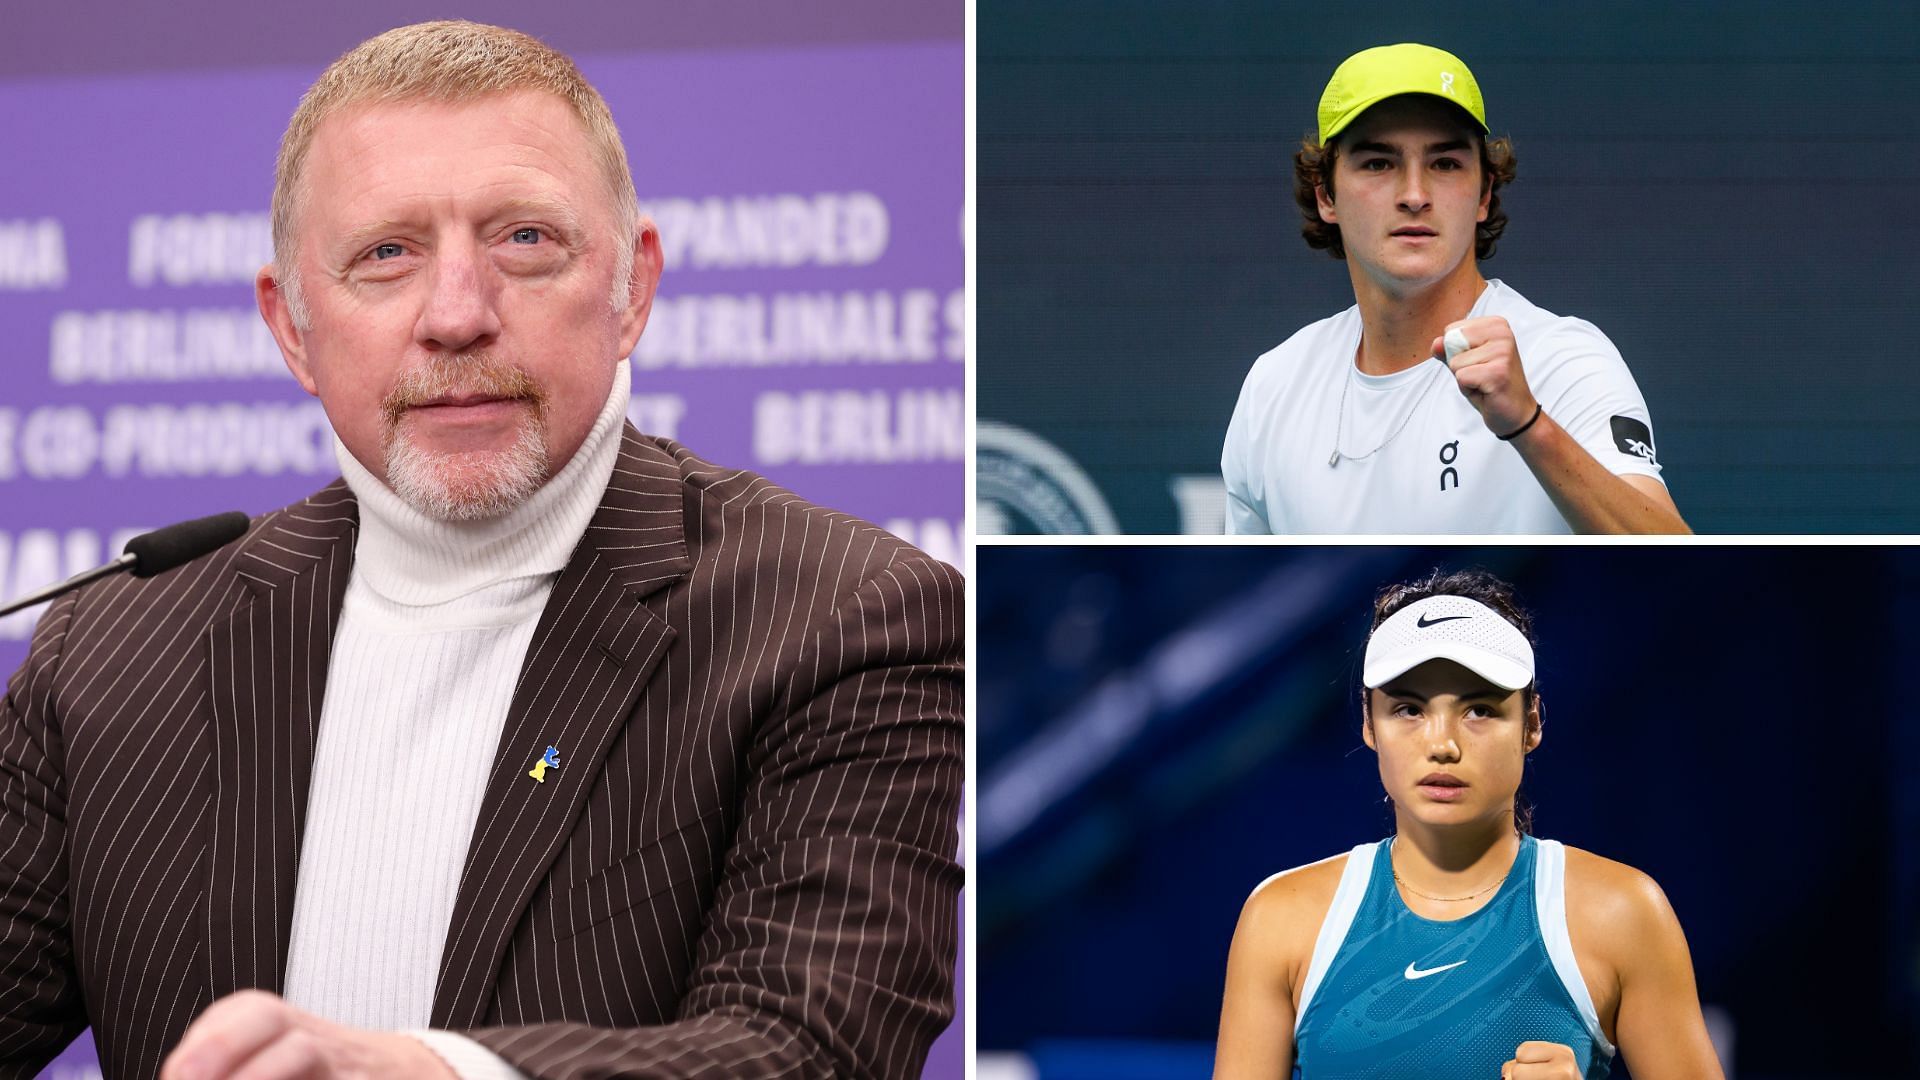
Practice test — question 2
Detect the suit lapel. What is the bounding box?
[204,483,358,998]
[431,428,692,1027]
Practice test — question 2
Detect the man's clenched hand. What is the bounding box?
[159,989,455,1080]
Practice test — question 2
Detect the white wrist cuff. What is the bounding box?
[407,1030,530,1080]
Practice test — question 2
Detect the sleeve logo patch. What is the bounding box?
[1610,415,1657,463]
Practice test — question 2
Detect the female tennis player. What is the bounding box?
[1213,570,1723,1079]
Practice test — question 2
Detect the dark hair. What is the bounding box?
[1293,123,1518,261]
[1363,567,1539,835]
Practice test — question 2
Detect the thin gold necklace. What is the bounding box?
[1391,846,1511,903]
[1393,869,1508,903]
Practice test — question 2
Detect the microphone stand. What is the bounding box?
[0,554,138,618]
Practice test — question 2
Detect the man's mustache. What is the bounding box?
[381,354,547,426]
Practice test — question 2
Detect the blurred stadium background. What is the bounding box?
[977,545,1920,1078]
[978,1,1920,534]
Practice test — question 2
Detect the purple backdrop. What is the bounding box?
[0,30,961,1080]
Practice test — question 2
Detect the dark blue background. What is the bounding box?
[978,545,1920,1078]
[978,1,1920,532]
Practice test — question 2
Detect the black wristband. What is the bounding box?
[1496,403,1544,441]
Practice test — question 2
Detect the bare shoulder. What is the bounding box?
[1232,851,1351,991]
[1563,846,1676,918]
[1561,845,1687,965]
[1245,851,1348,920]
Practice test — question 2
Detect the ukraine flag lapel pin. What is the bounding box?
[528,745,561,783]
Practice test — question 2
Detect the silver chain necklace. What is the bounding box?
[1327,359,1446,467]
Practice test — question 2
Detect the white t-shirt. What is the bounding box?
[1222,279,1663,534]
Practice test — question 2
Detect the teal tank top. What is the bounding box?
[1291,835,1614,1079]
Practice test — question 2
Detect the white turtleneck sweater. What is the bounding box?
[280,364,632,1078]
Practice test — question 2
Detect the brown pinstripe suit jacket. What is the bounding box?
[0,428,964,1079]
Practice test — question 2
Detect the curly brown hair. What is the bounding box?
[1293,130,1517,261]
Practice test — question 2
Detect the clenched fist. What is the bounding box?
[1432,315,1540,439]
[1499,1040,1581,1079]
[159,989,455,1080]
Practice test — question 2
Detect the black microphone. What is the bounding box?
[0,511,250,618]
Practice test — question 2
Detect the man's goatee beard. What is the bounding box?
[380,353,552,521]
[386,420,550,521]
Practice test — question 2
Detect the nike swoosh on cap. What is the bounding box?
[1404,959,1468,980]
[1415,614,1471,628]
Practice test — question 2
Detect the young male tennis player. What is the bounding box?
[1222,45,1688,534]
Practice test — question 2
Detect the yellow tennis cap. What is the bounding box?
[1317,43,1487,145]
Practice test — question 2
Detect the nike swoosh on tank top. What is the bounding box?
[1291,835,1615,1079]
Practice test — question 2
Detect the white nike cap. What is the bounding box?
[1362,595,1534,691]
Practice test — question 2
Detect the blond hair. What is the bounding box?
[270,20,640,328]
